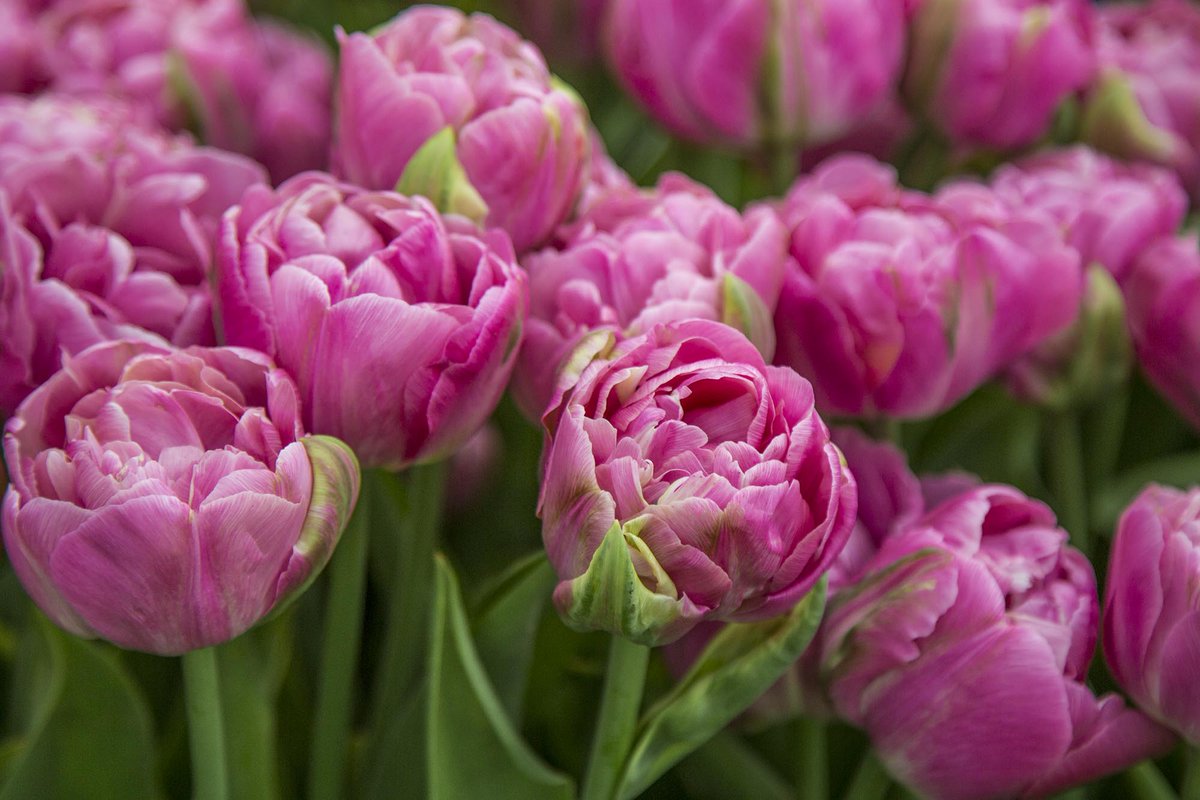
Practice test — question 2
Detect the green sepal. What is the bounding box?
[722,273,777,362]
[397,127,489,224]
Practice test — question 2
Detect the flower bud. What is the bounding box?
[539,319,856,646]
[1,341,360,655]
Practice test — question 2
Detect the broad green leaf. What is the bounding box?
[0,617,159,800]
[470,551,557,721]
[428,556,574,800]
[396,127,488,223]
[615,578,828,799]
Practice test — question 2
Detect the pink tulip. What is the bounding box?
[1123,235,1200,431]
[217,172,526,470]
[769,155,1082,419]
[0,95,265,413]
[989,146,1186,282]
[605,0,906,150]
[906,0,1095,150]
[516,173,788,418]
[538,319,856,645]
[820,485,1175,799]
[28,0,332,182]
[1084,0,1200,199]
[0,0,47,93]
[504,0,608,71]
[332,6,591,253]
[1105,485,1200,743]
[1,340,360,655]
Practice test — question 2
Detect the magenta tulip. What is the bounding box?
[1,340,360,655]
[28,0,332,182]
[1084,0,1200,199]
[538,319,856,645]
[0,95,265,413]
[769,155,1081,419]
[605,0,906,149]
[1124,235,1200,431]
[516,172,788,418]
[905,0,1095,150]
[218,172,526,470]
[989,146,1186,282]
[1105,485,1200,743]
[820,485,1174,799]
[332,6,591,253]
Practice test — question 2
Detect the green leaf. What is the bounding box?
[615,578,828,799]
[428,556,574,800]
[0,618,159,800]
[396,127,488,223]
[470,551,557,722]
[218,619,294,800]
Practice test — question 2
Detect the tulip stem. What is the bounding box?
[581,635,651,800]
[183,647,230,800]
[796,716,828,800]
[842,750,889,800]
[1126,761,1179,800]
[307,491,370,800]
[1046,409,1090,554]
[1183,747,1200,800]
[363,461,447,794]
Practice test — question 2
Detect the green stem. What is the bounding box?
[362,461,447,796]
[1126,761,1179,800]
[842,751,890,800]
[1084,388,1129,490]
[1046,409,1090,554]
[796,717,827,800]
[183,647,229,800]
[1182,746,1200,800]
[581,635,651,800]
[307,491,371,800]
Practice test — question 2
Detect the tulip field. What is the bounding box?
[3,0,1200,799]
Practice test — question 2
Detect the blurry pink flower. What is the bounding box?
[606,0,906,149]
[1,340,360,655]
[1123,235,1200,431]
[905,0,1095,150]
[1083,0,1200,199]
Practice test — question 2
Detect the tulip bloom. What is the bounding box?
[516,173,788,418]
[1084,0,1200,199]
[905,0,1095,150]
[538,319,856,646]
[333,6,591,253]
[605,0,906,150]
[1123,235,1200,431]
[769,155,1081,419]
[1105,485,1200,742]
[0,96,265,414]
[1,341,360,655]
[26,0,332,181]
[820,486,1174,799]
[218,172,526,470]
